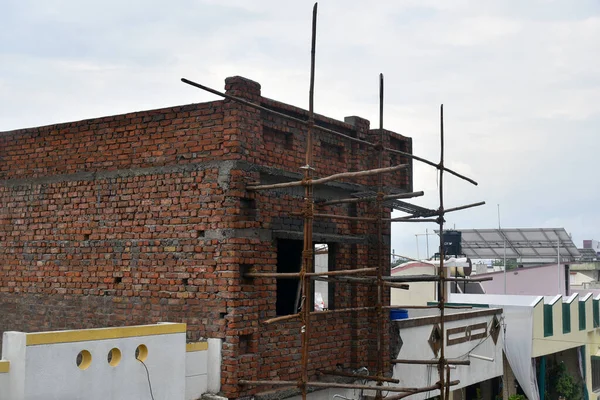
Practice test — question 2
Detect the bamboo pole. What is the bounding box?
[238,380,420,393]
[316,191,424,206]
[246,164,408,191]
[289,212,378,222]
[299,6,318,400]
[180,76,477,186]
[317,369,400,384]
[382,275,492,283]
[437,104,447,400]
[244,267,376,279]
[388,201,486,221]
[391,359,470,366]
[374,72,385,399]
[388,218,440,223]
[384,380,460,400]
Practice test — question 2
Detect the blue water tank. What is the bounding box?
[390,309,409,320]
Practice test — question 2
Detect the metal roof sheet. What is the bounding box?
[450,228,580,261]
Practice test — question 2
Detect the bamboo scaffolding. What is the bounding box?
[238,380,421,393]
[437,104,447,399]
[316,191,424,206]
[389,201,486,221]
[244,267,376,279]
[317,369,400,384]
[374,72,385,400]
[391,359,470,366]
[384,304,472,310]
[313,276,410,290]
[384,381,460,400]
[297,6,318,400]
[183,5,483,400]
[289,212,377,222]
[246,164,408,191]
[382,275,493,283]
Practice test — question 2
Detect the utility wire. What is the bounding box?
[139,359,156,400]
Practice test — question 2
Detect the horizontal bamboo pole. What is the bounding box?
[390,201,486,222]
[181,78,477,186]
[391,359,470,366]
[444,201,486,214]
[289,212,378,222]
[263,313,300,324]
[181,78,377,147]
[384,304,472,310]
[384,380,460,400]
[384,282,410,290]
[388,218,440,223]
[262,301,472,325]
[262,305,382,325]
[317,369,400,384]
[238,380,420,393]
[386,144,477,185]
[245,267,376,279]
[247,164,408,191]
[382,275,493,283]
[316,191,425,206]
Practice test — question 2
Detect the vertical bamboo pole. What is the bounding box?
[300,4,318,400]
[437,104,446,399]
[375,73,385,399]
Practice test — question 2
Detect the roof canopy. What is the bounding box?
[452,228,580,262]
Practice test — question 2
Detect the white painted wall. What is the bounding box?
[0,361,11,400]
[0,323,224,400]
[186,347,208,400]
[184,339,222,400]
[390,265,436,306]
[391,312,504,399]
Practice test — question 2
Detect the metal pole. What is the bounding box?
[558,239,561,295]
[426,228,430,259]
[498,204,506,294]
[415,235,420,260]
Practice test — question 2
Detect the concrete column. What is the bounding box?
[502,353,517,400]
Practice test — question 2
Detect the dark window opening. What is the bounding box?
[276,239,303,316]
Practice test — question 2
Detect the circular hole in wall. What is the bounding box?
[135,344,148,362]
[107,348,122,367]
[76,350,92,370]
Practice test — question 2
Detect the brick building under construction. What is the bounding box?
[0,76,413,397]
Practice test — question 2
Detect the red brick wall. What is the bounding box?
[0,76,409,398]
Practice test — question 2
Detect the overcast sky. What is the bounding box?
[2,0,599,259]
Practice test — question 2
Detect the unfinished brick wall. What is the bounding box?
[0,76,412,398]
